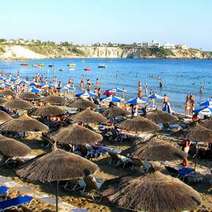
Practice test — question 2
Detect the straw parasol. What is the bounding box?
[188,124,212,143]
[33,105,65,117]
[0,110,13,124]
[67,98,96,110]
[4,98,33,110]
[146,110,178,124]
[102,171,201,212]
[200,119,212,131]
[17,148,98,212]
[103,106,130,118]
[1,89,15,97]
[0,97,7,106]
[0,135,31,157]
[53,124,103,145]
[123,139,186,161]
[72,108,107,124]
[118,116,160,133]
[0,114,49,132]
[20,92,41,101]
[43,96,66,106]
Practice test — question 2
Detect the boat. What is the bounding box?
[67,63,76,68]
[84,67,91,71]
[98,64,106,68]
[20,63,29,67]
[59,69,64,72]
[48,64,54,68]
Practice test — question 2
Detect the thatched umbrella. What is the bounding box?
[102,171,201,212]
[0,110,13,124]
[17,148,98,212]
[33,105,65,117]
[20,92,41,101]
[43,96,66,106]
[67,98,96,110]
[123,139,186,161]
[0,97,7,106]
[72,108,107,124]
[53,124,103,145]
[4,98,33,110]
[200,119,212,131]
[1,90,15,97]
[188,125,212,143]
[0,114,49,133]
[0,135,31,157]
[146,110,178,124]
[103,106,130,118]
[119,117,160,133]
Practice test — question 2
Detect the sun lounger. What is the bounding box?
[0,195,32,211]
[0,186,8,200]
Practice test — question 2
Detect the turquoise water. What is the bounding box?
[0,58,212,112]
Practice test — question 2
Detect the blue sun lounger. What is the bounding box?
[0,195,32,211]
[0,186,8,197]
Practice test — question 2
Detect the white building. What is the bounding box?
[163,43,176,49]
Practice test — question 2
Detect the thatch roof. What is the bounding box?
[66,98,96,110]
[103,106,130,118]
[72,108,107,124]
[0,135,31,157]
[33,105,65,117]
[4,98,33,110]
[146,110,178,124]
[200,119,212,131]
[1,90,15,97]
[118,117,160,132]
[20,92,41,101]
[0,98,7,106]
[43,96,66,106]
[0,110,13,124]
[0,114,49,132]
[122,138,186,161]
[16,149,98,182]
[102,171,201,212]
[53,124,103,145]
[188,125,212,143]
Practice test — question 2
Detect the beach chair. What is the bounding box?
[0,195,32,211]
[0,186,8,201]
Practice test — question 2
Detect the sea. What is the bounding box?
[0,58,212,113]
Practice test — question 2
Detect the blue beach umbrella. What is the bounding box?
[127,97,147,105]
[76,91,96,98]
[148,93,163,100]
[200,98,212,107]
[30,86,41,94]
[101,95,123,103]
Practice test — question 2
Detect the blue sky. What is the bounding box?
[1,0,212,50]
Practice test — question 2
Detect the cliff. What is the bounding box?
[0,43,211,59]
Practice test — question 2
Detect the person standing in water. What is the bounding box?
[138,80,143,98]
[80,79,85,91]
[189,94,195,114]
[185,95,192,116]
[95,78,100,88]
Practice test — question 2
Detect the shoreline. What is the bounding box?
[1,56,212,61]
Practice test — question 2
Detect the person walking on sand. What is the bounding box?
[162,94,172,113]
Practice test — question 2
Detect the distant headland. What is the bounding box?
[0,39,211,60]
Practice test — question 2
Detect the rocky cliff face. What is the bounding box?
[0,44,210,59]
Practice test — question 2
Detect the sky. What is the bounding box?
[1,0,212,50]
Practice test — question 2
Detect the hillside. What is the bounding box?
[0,41,211,59]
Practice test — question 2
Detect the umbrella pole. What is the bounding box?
[56,181,59,212]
